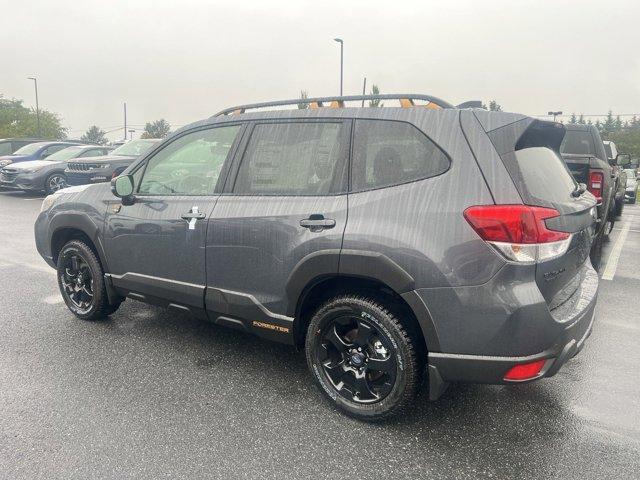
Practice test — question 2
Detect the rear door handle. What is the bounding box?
[300,215,336,230]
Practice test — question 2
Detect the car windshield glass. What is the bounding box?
[13,143,44,155]
[560,131,596,156]
[111,139,158,156]
[45,146,84,161]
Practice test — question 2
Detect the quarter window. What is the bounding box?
[233,122,347,195]
[138,125,241,195]
[351,120,449,191]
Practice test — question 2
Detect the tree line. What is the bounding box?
[0,93,172,145]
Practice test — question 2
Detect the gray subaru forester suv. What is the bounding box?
[35,94,599,421]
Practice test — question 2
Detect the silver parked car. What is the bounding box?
[0,145,111,194]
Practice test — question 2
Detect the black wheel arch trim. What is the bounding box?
[48,212,111,273]
[286,249,440,352]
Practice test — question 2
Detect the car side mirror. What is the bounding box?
[617,153,631,166]
[111,174,135,205]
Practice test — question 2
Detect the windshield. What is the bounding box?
[560,131,596,156]
[111,139,159,157]
[13,143,45,155]
[45,146,85,161]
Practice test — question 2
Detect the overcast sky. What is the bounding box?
[1,0,639,140]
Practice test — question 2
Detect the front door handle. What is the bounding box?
[181,206,206,220]
[181,212,206,220]
[181,206,206,230]
[300,214,336,230]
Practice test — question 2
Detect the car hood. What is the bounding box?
[72,154,137,164]
[0,154,27,162]
[6,160,61,171]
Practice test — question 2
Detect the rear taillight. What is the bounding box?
[464,205,572,264]
[588,169,604,202]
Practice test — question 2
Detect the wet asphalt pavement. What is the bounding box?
[0,189,638,480]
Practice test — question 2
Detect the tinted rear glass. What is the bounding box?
[560,130,595,156]
[514,147,576,204]
[351,120,449,191]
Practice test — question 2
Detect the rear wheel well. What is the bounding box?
[293,276,426,356]
[51,228,97,265]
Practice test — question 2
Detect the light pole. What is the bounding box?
[333,38,343,96]
[128,129,135,140]
[548,110,563,122]
[27,77,40,137]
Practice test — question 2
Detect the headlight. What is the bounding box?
[40,194,59,212]
[22,167,43,174]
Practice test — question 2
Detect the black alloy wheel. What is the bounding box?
[59,251,95,314]
[306,295,421,421]
[317,315,397,403]
[56,240,121,320]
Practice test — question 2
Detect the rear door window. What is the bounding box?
[232,122,348,195]
[351,120,449,191]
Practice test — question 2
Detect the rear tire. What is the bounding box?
[56,240,120,320]
[305,294,422,422]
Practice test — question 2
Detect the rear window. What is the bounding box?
[514,147,577,204]
[351,120,449,191]
[560,130,596,156]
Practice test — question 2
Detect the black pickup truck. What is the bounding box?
[560,124,627,264]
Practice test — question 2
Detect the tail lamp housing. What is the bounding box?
[464,205,572,264]
[588,169,604,202]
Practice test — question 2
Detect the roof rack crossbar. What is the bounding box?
[213,94,456,117]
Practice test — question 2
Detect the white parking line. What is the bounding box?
[602,222,631,281]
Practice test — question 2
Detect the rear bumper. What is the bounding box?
[417,260,598,398]
[428,300,595,387]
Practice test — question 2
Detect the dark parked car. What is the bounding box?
[559,124,627,263]
[0,145,111,194]
[0,141,84,169]
[603,140,628,216]
[35,95,598,421]
[0,138,50,156]
[65,138,160,186]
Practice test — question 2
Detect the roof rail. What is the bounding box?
[212,94,458,117]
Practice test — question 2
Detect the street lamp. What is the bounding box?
[27,77,40,137]
[548,110,563,122]
[333,38,343,96]
[128,129,135,140]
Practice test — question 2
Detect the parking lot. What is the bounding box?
[0,189,638,479]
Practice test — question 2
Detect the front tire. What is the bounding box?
[45,173,67,194]
[305,295,422,421]
[56,240,120,320]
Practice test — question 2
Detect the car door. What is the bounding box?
[103,123,245,315]
[205,119,351,341]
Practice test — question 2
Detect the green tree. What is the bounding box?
[488,100,502,111]
[141,119,171,139]
[80,125,108,145]
[569,113,577,124]
[0,95,67,139]
[297,90,309,109]
[369,85,383,107]
[577,114,586,124]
